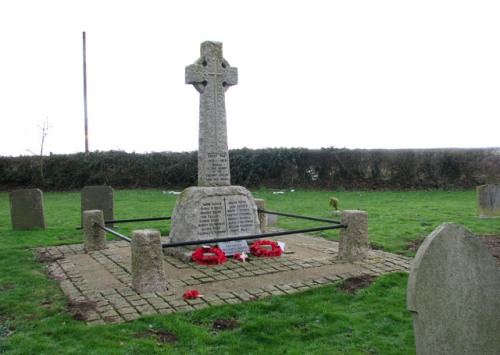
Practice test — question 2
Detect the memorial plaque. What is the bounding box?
[217,240,250,256]
[198,198,226,237]
[205,152,231,186]
[170,186,261,245]
[196,195,257,238]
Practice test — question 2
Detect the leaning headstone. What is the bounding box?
[81,186,114,226]
[169,41,260,248]
[131,230,168,294]
[9,189,46,230]
[82,210,107,252]
[476,184,500,218]
[407,223,500,355]
[338,210,369,262]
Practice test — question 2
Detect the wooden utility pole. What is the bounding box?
[82,31,89,154]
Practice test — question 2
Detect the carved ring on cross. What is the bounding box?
[190,58,234,94]
[185,41,238,95]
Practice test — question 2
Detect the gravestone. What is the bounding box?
[407,223,500,355]
[169,41,260,249]
[9,189,46,230]
[476,184,500,218]
[81,186,114,226]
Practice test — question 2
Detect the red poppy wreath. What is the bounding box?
[250,240,282,257]
[191,246,227,265]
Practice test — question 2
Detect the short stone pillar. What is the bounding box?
[9,189,46,230]
[476,184,500,218]
[339,210,369,262]
[254,199,268,233]
[82,210,107,252]
[131,230,168,294]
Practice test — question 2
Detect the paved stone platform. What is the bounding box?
[37,232,411,325]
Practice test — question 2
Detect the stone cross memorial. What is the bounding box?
[169,41,260,253]
[185,41,237,187]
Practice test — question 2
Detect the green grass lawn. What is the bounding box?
[0,189,498,354]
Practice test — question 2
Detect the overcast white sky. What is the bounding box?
[0,1,499,157]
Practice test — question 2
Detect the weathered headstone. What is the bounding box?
[169,41,261,247]
[81,186,114,226]
[9,189,46,230]
[407,223,500,355]
[131,229,168,294]
[338,210,369,262]
[476,184,500,218]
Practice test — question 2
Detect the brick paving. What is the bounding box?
[37,233,411,325]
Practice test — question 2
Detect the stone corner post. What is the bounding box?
[339,210,369,262]
[131,229,168,294]
[254,199,268,233]
[82,209,107,252]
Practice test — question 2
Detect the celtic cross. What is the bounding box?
[185,41,238,187]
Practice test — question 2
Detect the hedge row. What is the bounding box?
[0,148,498,191]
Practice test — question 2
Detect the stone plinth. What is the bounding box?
[477,184,500,218]
[131,230,168,294]
[82,210,107,252]
[339,210,369,262]
[9,189,46,230]
[170,186,261,247]
[407,223,500,354]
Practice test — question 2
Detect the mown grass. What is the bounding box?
[0,189,498,354]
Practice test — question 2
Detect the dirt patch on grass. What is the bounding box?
[0,283,15,292]
[340,275,376,294]
[134,329,178,344]
[67,300,98,321]
[35,249,64,263]
[370,243,384,250]
[212,318,240,331]
[406,238,425,253]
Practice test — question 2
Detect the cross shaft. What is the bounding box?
[185,41,238,187]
